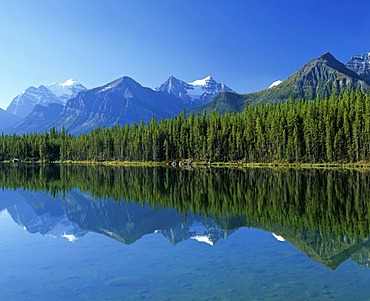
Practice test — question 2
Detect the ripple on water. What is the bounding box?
[105,277,149,288]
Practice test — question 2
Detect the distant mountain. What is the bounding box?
[6,85,62,119]
[345,52,370,84]
[157,75,233,108]
[6,79,86,119]
[51,76,184,134]
[0,108,20,131]
[5,103,64,135]
[192,52,370,115]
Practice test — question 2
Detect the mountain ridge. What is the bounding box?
[191,52,370,115]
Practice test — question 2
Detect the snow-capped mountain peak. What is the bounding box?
[6,79,87,118]
[157,75,233,108]
[47,79,86,103]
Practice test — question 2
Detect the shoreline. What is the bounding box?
[3,160,370,170]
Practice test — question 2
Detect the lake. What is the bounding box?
[0,164,370,300]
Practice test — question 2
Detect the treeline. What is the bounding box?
[0,90,369,163]
[0,164,370,238]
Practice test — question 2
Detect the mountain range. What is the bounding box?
[3,75,232,135]
[1,52,370,135]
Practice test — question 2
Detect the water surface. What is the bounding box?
[0,165,370,300]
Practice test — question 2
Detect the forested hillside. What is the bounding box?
[0,90,369,164]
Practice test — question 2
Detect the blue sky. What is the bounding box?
[0,0,369,109]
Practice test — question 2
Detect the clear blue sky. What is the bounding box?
[0,0,369,109]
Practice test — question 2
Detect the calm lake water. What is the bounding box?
[1,165,370,300]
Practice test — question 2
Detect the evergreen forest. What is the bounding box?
[0,90,369,163]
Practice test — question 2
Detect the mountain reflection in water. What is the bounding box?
[0,164,370,270]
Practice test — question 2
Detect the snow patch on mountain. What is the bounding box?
[188,75,213,86]
[268,80,283,89]
[99,78,125,92]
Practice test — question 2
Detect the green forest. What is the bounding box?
[0,90,369,163]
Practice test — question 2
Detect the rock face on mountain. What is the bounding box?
[157,75,233,108]
[52,76,184,134]
[345,52,370,84]
[192,52,370,115]
[6,79,86,119]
